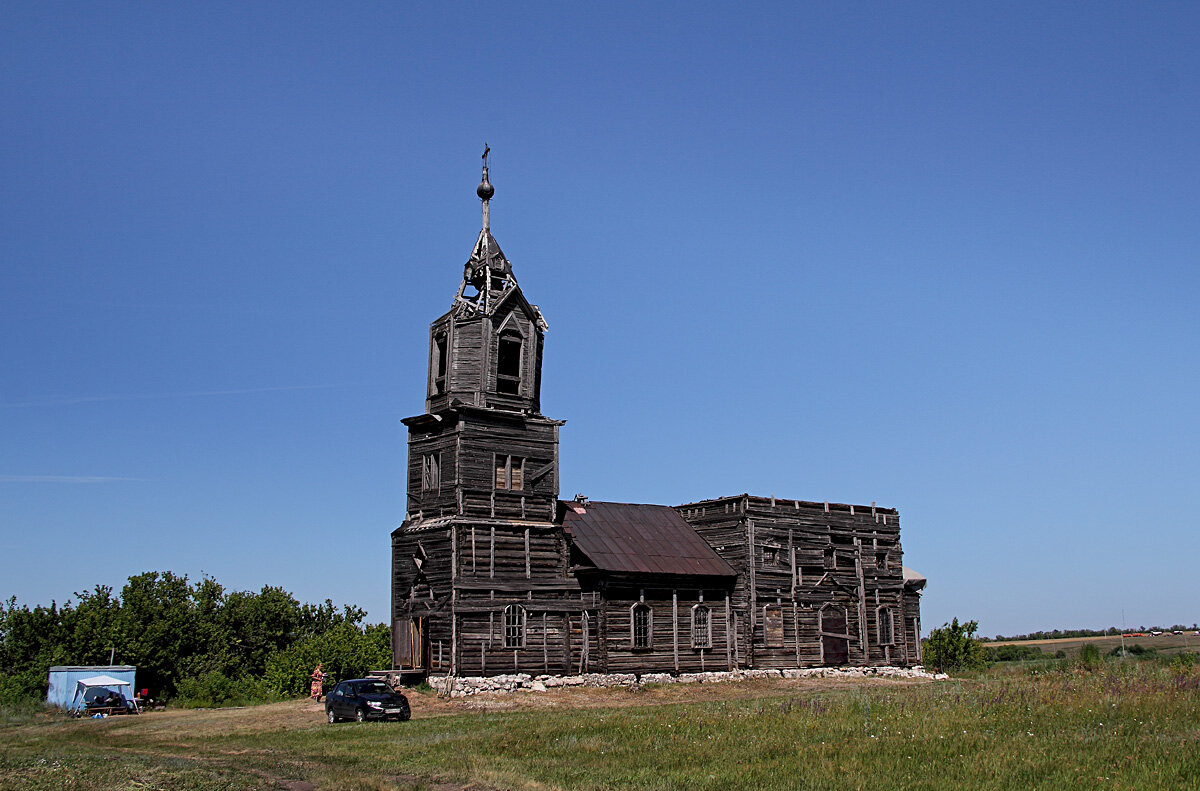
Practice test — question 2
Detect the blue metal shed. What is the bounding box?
[46,665,137,711]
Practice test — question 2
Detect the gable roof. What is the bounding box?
[561,501,736,579]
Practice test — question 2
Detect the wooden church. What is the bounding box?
[391,155,926,678]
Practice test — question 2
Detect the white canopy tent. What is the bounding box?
[71,674,139,713]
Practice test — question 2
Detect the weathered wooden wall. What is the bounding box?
[405,411,560,524]
[598,585,734,675]
[678,495,919,669]
[425,301,544,415]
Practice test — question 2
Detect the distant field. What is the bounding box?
[3,662,1199,790]
[990,632,1199,659]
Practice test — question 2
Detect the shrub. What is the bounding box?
[984,644,1044,662]
[922,618,987,673]
[175,671,273,708]
[1170,652,1197,670]
[1078,643,1102,670]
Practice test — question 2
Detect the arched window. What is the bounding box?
[691,605,712,649]
[877,607,894,645]
[631,603,652,649]
[503,604,526,649]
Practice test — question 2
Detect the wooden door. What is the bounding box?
[820,609,850,666]
[393,617,427,670]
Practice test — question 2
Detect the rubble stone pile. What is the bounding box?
[428,665,947,697]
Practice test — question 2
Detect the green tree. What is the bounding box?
[263,621,391,697]
[923,617,987,673]
[0,597,70,702]
[218,586,302,678]
[66,585,122,666]
[115,571,202,695]
[1,571,387,705]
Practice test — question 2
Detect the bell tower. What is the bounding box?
[402,148,563,522]
[425,146,547,416]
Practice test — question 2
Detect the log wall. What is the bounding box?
[677,495,920,668]
[598,585,733,675]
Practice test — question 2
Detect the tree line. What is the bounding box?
[988,625,1199,642]
[0,571,390,706]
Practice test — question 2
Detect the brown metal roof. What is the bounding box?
[561,501,736,579]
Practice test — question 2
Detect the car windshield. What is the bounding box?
[358,682,392,695]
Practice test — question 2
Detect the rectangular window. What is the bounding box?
[763,605,784,648]
[494,455,524,490]
[497,334,522,395]
[632,604,652,649]
[878,608,895,645]
[421,453,440,490]
[691,606,712,649]
[504,605,525,649]
[433,333,448,394]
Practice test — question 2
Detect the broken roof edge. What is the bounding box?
[675,493,900,515]
[402,405,566,428]
[394,514,558,535]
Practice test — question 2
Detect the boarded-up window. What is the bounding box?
[763,605,784,648]
[877,607,894,645]
[497,332,522,395]
[393,617,412,666]
[422,453,440,490]
[494,455,524,490]
[691,605,711,649]
[632,603,652,649]
[504,604,526,649]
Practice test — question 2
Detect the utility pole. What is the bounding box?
[1120,610,1127,659]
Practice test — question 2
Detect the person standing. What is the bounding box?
[310,663,326,700]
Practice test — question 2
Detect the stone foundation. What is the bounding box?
[427,666,947,697]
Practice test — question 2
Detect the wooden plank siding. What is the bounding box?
[676,495,917,669]
[598,587,732,675]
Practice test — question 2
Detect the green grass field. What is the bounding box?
[2,660,1198,791]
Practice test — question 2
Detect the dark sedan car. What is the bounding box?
[325,678,411,723]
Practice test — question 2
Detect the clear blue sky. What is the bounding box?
[3,2,1198,638]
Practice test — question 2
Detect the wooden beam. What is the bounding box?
[527,460,554,483]
[672,590,679,672]
[725,594,733,671]
[793,602,800,666]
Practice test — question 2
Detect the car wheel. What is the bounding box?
[327,708,337,724]
[354,707,365,723]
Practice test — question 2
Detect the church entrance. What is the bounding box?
[820,608,850,666]
[393,616,428,672]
